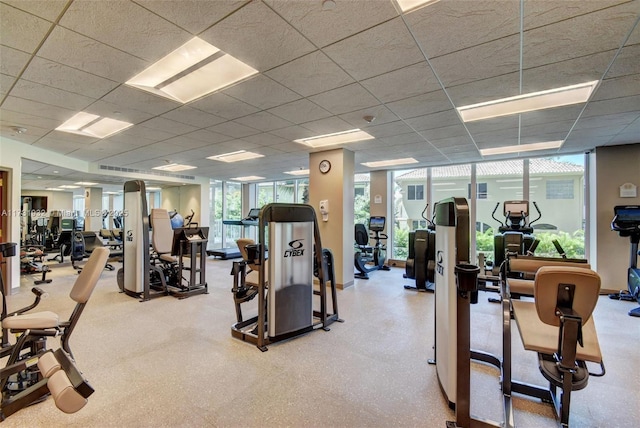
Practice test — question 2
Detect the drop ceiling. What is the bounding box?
[1,0,639,190]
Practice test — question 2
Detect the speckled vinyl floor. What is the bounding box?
[2,257,638,427]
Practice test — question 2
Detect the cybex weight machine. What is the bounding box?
[231,203,342,351]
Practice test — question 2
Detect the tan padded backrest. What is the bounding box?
[236,238,258,271]
[510,258,590,275]
[48,370,87,414]
[70,247,109,304]
[151,209,173,254]
[534,266,600,327]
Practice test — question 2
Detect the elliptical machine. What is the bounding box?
[354,216,391,279]
[490,200,540,275]
[610,205,640,317]
[404,205,436,292]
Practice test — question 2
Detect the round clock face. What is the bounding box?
[319,160,331,174]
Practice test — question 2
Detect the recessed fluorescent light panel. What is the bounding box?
[284,169,310,176]
[126,37,258,104]
[480,140,563,156]
[294,129,375,148]
[152,163,197,172]
[59,185,80,189]
[146,187,162,191]
[396,0,441,13]
[75,182,98,186]
[231,176,264,182]
[457,81,598,122]
[56,112,133,138]
[362,158,418,168]
[207,151,264,163]
[45,188,64,191]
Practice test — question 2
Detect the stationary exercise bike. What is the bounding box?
[610,205,640,317]
[354,216,391,279]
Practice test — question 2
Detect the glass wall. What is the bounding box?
[209,180,223,249]
[529,155,585,258]
[296,179,309,203]
[276,180,295,203]
[392,168,426,260]
[475,160,523,263]
[224,181,242,248]
[354,173,370,226]
[258,182,274,207]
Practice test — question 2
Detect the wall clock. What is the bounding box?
[319,160,331,174]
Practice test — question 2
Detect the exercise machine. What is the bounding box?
[490,200,540,274]
[210,208,261,260]
[118,180,164,301]
[150,208,209,299]
[231,203,342,351]
[610,205,640,317]
[1,243,107,402]
[0,348,94,420]
[404,205,436,292]
[354,216,391,279]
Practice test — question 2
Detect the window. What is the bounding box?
[408,184,424,200]
[468,183,487,199]
[412,220,428,229]
[546,179,574,199]
[355,187,365,197]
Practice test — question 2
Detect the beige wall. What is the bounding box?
[309,149,355,289]
[593,144,640,293]
[369,170,391,245]
[160,184,202,226]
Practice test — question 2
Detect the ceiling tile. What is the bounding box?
[222,75,301,109]
[84,100,154,125]
[582,95,640,118]
[421,124,470,142]
[160,106,226,128]
[519,105,583,127]
[445,72,520,107]
[267,99,332,124]
[199,0,315,71]
[0,109,60,133]
[2,95,76,121]
[308,83,379,115]
[2,0,68,21]
[606,44,640,79]
[0,45,32,77]
[207,121,260,138]
[0,74,16,97]
[522,3,639,69]
[386,89,452,120]
[339,105,399,129]
[0,2,52,53]
[134,0,248,34]
[301,116,355,134]
[404,110,462,132]
[364,120,416,139]
[268,125,315,141]
[182,129,233,144]
[21,56,119,99]
[158,135,211,150]
[323,18,425,81]
[404,0,520,58]
[242,133,287,147]
[522,52,612,93]
[473,128,519,146]
[102,86,179,116]
[59,0,191,61]
[189,92,259,120]
[233,111,293,132]
[523,0,633,30]
[37,26,148,82]
[360,62,441,103]
[265,0,397,48]
[0,127,43,144]
[32,136,90,154]
[430,35,520,87]
[138,117,199,136]
[265,50,355,97]
[592,74,640,101]
[10,79,96,110]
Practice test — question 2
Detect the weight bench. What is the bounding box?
[506,255,589,297]
[508,265,605,427]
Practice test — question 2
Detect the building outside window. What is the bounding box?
[408,184,424,200]
[546,179,574,199]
